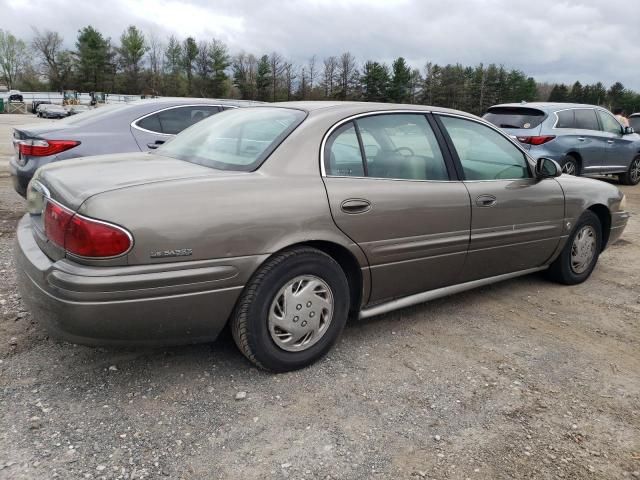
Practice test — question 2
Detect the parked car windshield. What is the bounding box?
[629,115,640,132]
[483,107,546,129]
[158,107,306,171]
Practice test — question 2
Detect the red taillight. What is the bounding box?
[19,139,80,157]
[516,135,556,146]
[44,200,132,258]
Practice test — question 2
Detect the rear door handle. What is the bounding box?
[607,140,615,144]
[340,199,371,214]
[147,140,165,149]
[577,137,586,141]
[475,194,497,207]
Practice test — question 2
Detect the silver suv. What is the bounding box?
[484,102,640,185]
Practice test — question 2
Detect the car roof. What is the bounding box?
[269,100,477,118]
[125,98,263,108]
[488,102,607,112]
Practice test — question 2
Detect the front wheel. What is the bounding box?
[231,247,349,372]
[546,211,602,285]
[560,155,579,175]
[619,156,640,185]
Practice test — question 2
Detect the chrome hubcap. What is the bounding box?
[268,275,334,352]
[562,161,576,175]
[630,158,640,183]
[571,225,596,274]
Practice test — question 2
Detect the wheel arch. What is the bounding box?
[587,203,611,251]
[266,240,367,316]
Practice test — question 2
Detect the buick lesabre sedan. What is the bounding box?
[16,102,629,371]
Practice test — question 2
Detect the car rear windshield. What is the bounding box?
[483,107,546,129]
[57,103,131,125]
[157,107,306,171]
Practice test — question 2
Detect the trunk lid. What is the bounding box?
[32,153,226,210]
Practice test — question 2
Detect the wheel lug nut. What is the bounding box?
[301,321,307,327]
[293,316,299,323]
[309,311,315,318]
[296,304,302,310]
[306,301,312,307]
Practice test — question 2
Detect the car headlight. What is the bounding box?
[619,194,627,211]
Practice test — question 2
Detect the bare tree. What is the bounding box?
[322,56,338,98]
[147,30,164,95]
[336,52,358,100]
[31,28,64,89]
[269,52,284,101]
[283,62,296,100]
[307,55,316,98]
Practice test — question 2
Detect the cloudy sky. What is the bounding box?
[4,0,640,89]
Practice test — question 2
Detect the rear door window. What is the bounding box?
[136,106,220,135]
[574,109,599,130]
[555,110,575,128]
[483,107,546,129]
[325,122,365,177]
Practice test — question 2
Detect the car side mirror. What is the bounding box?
[536,157,562,178]
[624,126,635,135]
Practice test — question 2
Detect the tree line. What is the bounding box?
[1,26,639,116]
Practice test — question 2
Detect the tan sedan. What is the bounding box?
[16,102,629,371]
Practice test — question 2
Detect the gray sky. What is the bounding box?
[4,0,640,90]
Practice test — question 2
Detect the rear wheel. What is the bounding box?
[619,156,640,185]
[560,155,580,175]
[231,247,349,372]
[546,211,601,285]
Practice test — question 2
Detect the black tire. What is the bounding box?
[546,211,602,285]
[231,247,350,372]
[560,155,580,176]
[619,156,640,185]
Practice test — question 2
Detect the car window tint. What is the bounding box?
[483,107,546,129]
[158,106,220,135]
[136,113,162,133]
[324,122,365,177]
[440,116,530,180]
[597,110,622,134]
[355,114,448,181]
[574,109,599,130]
[555,110,575,128]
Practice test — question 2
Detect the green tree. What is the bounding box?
[548,84,569,102]
[607,81,625,108]
[209,39,230,98]
[361,61,390,102]
[255,54,271,101]
[164,35,182,95]
[388,57,411,103]
[182,37,198,95]
[117,26,148,94]
[568,81,584,103]
[75,26,112,91]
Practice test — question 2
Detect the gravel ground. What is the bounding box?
[0,113,639,479]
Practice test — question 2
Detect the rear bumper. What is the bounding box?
[15,215,264,346]
[9,158,30,198]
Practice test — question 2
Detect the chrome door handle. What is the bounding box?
[607,140,615,144]
[475,194,497,207]
[340,199,371,214]
[577,137,586,141]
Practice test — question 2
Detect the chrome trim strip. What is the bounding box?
[130,104,237,136]
[358,266,547,319]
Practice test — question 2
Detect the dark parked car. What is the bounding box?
[10,98,256,197]
[484,103,640,185]
[8,89,23,102]
[16,102,629,371]
[37,104,68,119]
